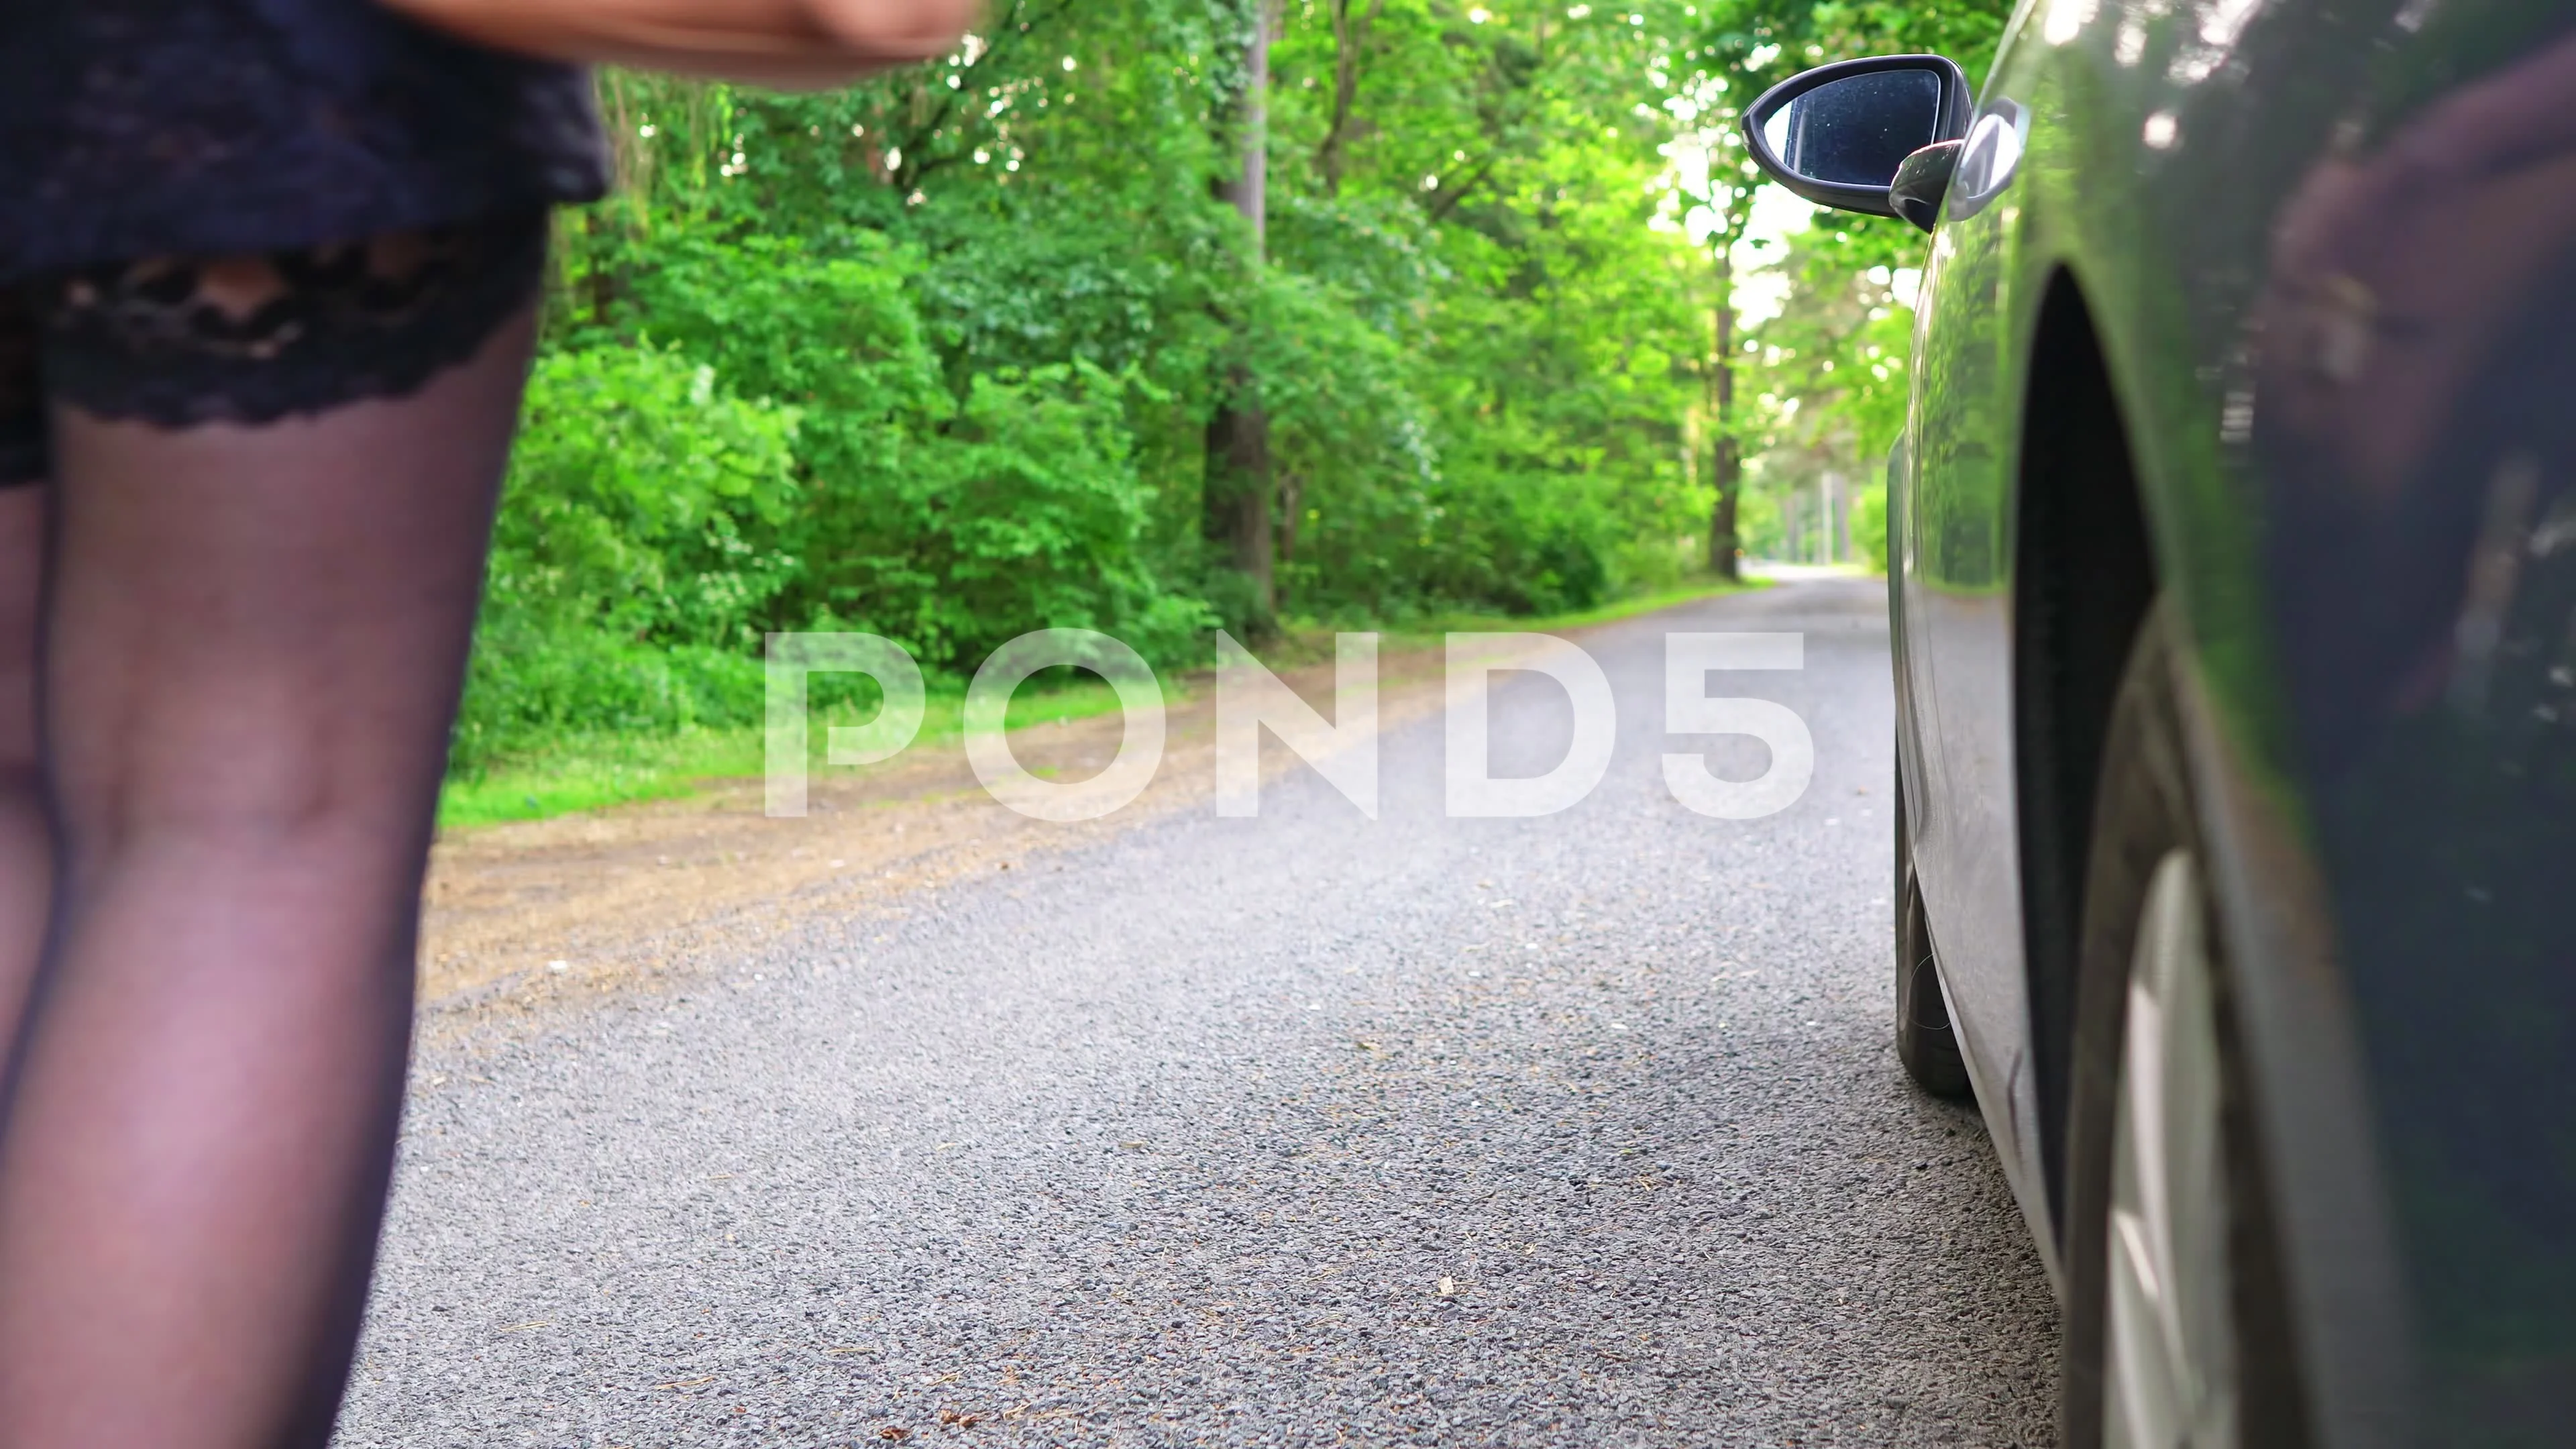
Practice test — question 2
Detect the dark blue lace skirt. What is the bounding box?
[0,0,609,282]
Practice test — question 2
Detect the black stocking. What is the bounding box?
[0,225,538,1448]
[0,489,45,1088]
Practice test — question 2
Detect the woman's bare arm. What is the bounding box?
[379,0,975,85]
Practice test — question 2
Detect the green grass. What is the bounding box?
[1381,576,1766,646]
[1256,576,1766,668]
[435,575,1762,830]
[437,676,1139,829]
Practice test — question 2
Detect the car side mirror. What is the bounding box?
[1741,55,1972,223]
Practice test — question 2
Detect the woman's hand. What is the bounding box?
[379,0,977,86]
[802,0,980,64]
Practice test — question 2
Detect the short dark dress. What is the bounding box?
[0,0,612,484]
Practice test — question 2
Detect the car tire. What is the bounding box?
[2057,603,2310,1449]
[1894,741,1972,1098]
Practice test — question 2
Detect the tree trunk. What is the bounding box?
[1279,470,1304,564]
[1216,0,1269,238]
[1317,0,1383,196]
[1203,396,1275,612]
[1707,241,1743,582]
[1205,0,1277,629]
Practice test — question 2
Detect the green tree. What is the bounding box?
[1683,0,2013,574]
[460,0,1986,776]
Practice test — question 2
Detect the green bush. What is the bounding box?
[451,30,1758,782]
[454,343,800,771]
[1853,483,1890,574]
[865,361,1218,672]
[606,225,1216,674]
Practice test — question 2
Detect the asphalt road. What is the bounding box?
[338,577,2059,1448]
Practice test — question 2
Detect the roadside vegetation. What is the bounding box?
[441,578,1747,826]
[449,0,2009,818]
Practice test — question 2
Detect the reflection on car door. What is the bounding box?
[1905,95,2053,1254]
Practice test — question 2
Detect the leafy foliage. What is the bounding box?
[1686,0,2015,571]
[457,0,2012,773]
[458,343,798,770]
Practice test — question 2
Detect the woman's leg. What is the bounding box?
[0,488,46,1072]
[0,299,536,1447]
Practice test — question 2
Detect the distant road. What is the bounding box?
[339,577,2059,1448]
[1742,559,1876,582]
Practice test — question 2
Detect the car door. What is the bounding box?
[1903,85,2055,1254]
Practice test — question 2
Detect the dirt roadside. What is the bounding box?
[416,632,1591,1038]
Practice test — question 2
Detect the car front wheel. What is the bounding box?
[2059,604,2310,1449]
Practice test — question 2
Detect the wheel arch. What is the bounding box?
[2008,266,2159,1238]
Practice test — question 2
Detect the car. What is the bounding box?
[1742,11,2576,1449]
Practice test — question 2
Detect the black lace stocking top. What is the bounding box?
[0,0,610,282]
